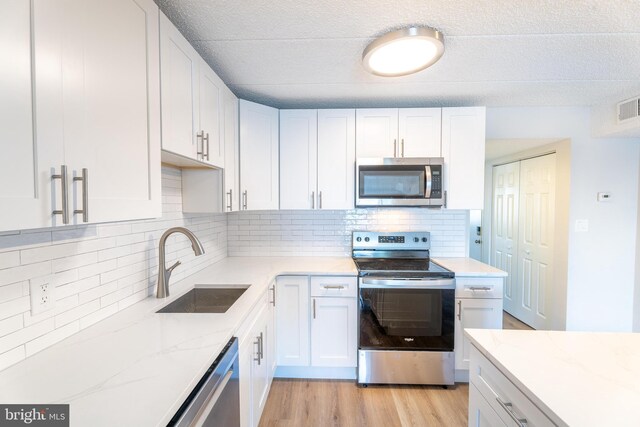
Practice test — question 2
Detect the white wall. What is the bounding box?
[486,107,640,332]
[0,167,227,371]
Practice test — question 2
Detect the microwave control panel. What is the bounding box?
[430,165,442,199]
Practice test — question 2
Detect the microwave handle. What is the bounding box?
[425,166,432,198]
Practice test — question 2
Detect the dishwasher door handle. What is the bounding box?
[192,370,234,427]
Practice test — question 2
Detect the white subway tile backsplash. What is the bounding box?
[0,347,26,372]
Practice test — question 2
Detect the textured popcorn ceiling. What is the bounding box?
[156,0,640,108]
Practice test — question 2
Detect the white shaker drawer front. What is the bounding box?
[310,276,357,297]
[470,346,554,427]
[456,277,503,299]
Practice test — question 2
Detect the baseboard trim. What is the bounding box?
[275,366,357,380]
[455,369,469,383]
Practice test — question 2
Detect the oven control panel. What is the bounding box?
[352,231,430,250]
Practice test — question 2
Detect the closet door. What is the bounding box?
[491,162,520,316]
[517,154,556,329]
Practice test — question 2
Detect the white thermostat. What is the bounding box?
[597,192,611,202]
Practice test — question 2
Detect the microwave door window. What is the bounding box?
[360,171,424,198]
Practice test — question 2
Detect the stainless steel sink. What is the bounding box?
[156,286,249,314]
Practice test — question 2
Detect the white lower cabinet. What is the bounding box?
[275,276,310,366]
[469,345,554,427]
[310,297,357,367]
[454,277,504,374]
[239,293,274,427]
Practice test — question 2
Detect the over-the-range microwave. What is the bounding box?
[356,157,444,207]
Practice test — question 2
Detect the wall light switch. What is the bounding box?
[574,219,589,233]
[29,277,55,315]
[597,192,611,202]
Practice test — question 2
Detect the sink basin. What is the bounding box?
[157,286,249,314]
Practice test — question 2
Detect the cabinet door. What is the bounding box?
[469,383,508,427]
[276,276,310,366]
[317,109,356,209]
[239,100,279,210]
[398,108,442,157]
[159,12,199,159]
[441,107,486,209]
[223,89,239,212]
[0,0,58,231]
[199,59,224,167]
[266,282,277,383]
[251,309,270,427]
[454,298,502,370]
[279,110,318,209]
[311,297,357,367]
[239,336,253,427]
[355,108,398,157]
[36,0,162,225]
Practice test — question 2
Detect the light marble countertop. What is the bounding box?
[465,329,640,427]
[433,257,507,277]
[0,256,357,427]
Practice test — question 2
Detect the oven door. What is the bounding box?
[359,278,455,352]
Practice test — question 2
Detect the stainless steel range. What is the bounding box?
[353,231,455,386]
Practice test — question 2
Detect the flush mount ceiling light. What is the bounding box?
[362,26,445,77]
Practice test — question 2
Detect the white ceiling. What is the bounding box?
[485,138,560,160]
[156,0,640,109]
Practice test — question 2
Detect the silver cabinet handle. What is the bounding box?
[73,168,89,223]
[496,398,528,427]
[393,138,397,157]
[204,132,210,161]
[270,285,276,306]
[457,300,462,321]
[242,190,247,210]
[52,165,69,224]
[226,189,233,212]
[254,337,261,365]
[311,191,315,209]
[469,286,492,291]
[312,298,316,319]
[322,285,345,290]
[196,131,205,160]
[319,191,322,209]
[401,138,405,157]
[259,332,264,361]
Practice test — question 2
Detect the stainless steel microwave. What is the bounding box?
[356,158,444,207]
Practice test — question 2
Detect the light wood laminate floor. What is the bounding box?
[259,379,469,427]
[503,311,534,330]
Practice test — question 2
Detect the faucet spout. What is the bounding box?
[156,227,205,298]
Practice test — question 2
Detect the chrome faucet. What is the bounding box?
[156,227,205,298]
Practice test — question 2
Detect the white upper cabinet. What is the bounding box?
[356,108,441,158]
[0,0,53,231]
[398,108,442,157]
[441,107,486,209]
[356,108,398,158]
[279,110,318,210]
[239,100,279,210]
[223,89,240,212]
[159,12,199,160]
[7,0,162,232]
[160,14,224,167]
[317,109,356,210]
[280,109,355,210]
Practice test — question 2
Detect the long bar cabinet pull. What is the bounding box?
[52,165,69,225]
[73,168,89,223]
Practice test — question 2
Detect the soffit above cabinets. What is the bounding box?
[156,0,640,109]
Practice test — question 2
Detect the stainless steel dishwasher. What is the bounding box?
[168,337,240,427]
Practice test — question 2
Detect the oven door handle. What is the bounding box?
[360,278,455,290]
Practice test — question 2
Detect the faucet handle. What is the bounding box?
[167,260,181,274]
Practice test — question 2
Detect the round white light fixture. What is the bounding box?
[362,26,445,77]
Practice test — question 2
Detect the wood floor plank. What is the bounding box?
[503,311,534,330]
[259,379,469,427]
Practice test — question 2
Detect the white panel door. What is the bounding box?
[223,89,239,212]
[60,0,161,224]
[311,297,357,367]
[454,298,503,370]
[0,0,58,232]
[159,12,199,159]
[398,108,442,157]
[275,276,310,366]
[199,59,224,167]
[517,154,556,329]
[469,384,509,427]
[441,107,486,209]
[355,108,398,158]
[239,100,279,210]
[279,110,318,209]
[492,162,520,316]
[317,109,356,209]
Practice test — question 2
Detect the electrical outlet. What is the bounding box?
[30,277,55,315]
